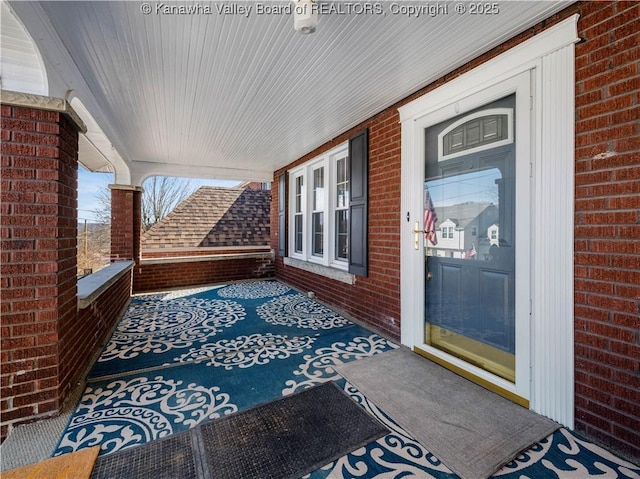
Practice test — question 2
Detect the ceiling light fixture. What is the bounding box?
[292,0,318,34]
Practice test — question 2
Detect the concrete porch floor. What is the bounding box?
[1,280,638,478]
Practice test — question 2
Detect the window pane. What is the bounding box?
[483,117,498,140]
[313,168,324,210]
[443,114,509,156]
[295,215,303,253]
[335,210,348,260]
[466,119,481,146]
[312,212,323,255]
[449,130,464,151]
[336,157,350,209]
[295,176,303,213]
[337,158,346,183]
[336,184,347,209]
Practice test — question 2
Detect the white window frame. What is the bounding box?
[288,142,349,271]
[292,172,305,255]
[311,164,325,257]
[334,155,350,262]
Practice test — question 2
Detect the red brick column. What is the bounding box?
[1,102,80,439]
[109,185,143,263]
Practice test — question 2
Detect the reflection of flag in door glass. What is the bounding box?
[424,187,438,246]
[464,243,477,259]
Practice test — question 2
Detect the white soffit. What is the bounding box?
[71,97,129,183]
[78,134,113,173]
[13,1,571,181]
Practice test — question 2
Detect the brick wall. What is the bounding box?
[110,185,143,262]
[573,1,639,461]
[1,104,79,438]
[133,254,275,293]
[273,110,402,340]
[243,181,270,191]
[273,1,639,462]
[72,270,132,386]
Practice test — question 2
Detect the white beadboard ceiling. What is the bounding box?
[0,0,47,95]
[8,1,571,184]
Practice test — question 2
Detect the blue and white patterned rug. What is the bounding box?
[55,281,639,478]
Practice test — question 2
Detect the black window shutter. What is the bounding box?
[278,172,286,257]
[348,129,368,277]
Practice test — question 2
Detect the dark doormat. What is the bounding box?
[200,381,388,479]
[91,430,200,479]
[90,381,387,479]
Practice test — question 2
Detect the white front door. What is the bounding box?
[399,17,577,425]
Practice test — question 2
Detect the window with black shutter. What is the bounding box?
[285,131,368,278]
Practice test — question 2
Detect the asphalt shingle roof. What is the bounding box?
[141,187,270,249]
[434,202,495,229]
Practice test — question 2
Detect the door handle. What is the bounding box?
[412,221,425,250]
[418,223,434,281]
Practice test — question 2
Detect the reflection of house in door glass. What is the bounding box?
[488,223,500,246]
[425,168,501,261]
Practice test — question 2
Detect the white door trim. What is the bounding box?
[399,15,578,428]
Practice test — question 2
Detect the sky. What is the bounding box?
[77,166,241,223]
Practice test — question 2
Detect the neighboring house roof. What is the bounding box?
[435,202,496,230]
[142,187,270,249]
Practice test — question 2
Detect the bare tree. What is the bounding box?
[93,176,197,231]
[77,220,110,275]
[92,187,112,226]
[141,177,196,231]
